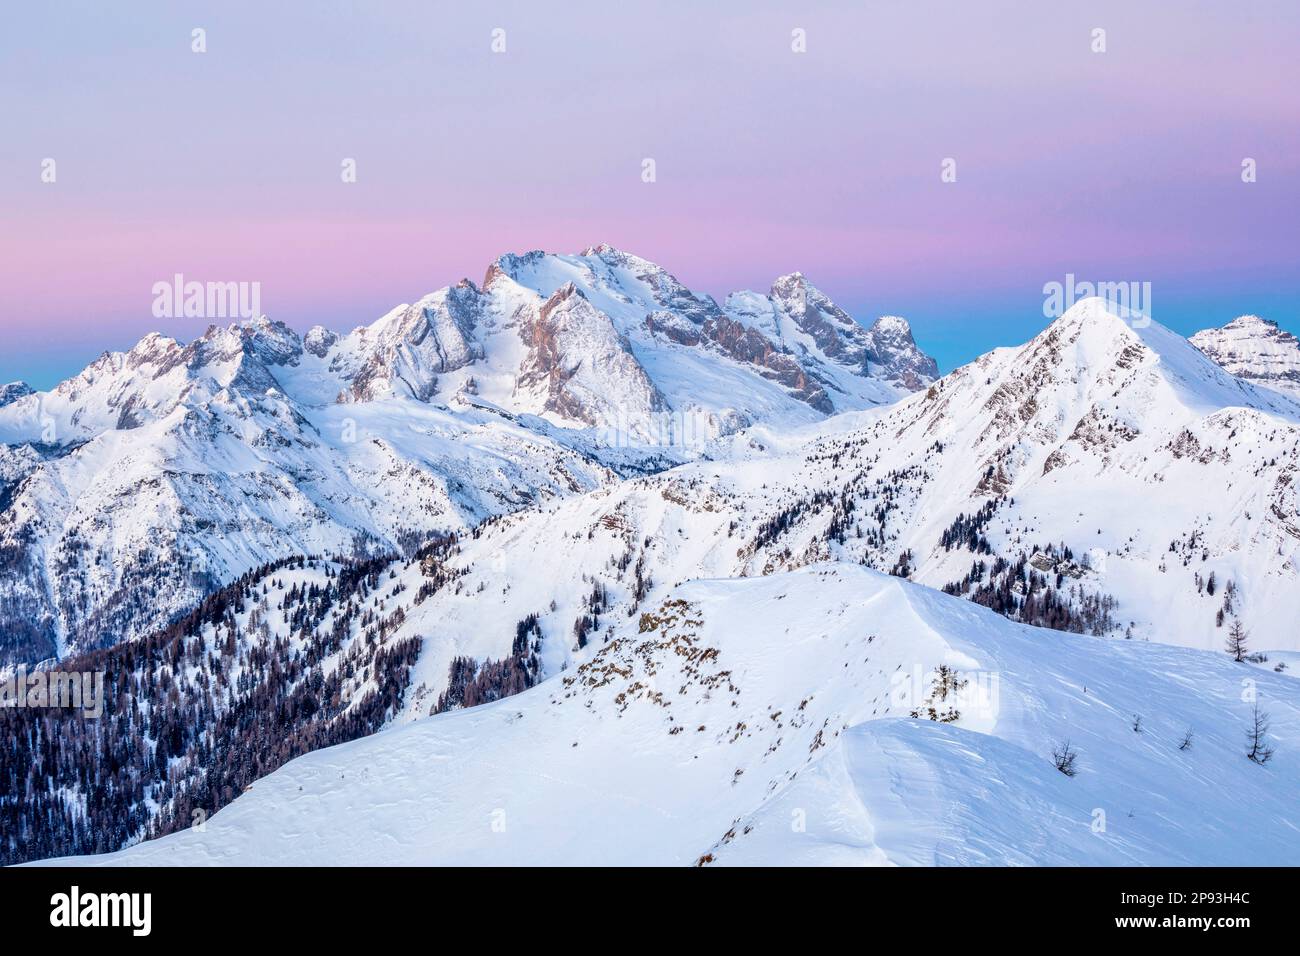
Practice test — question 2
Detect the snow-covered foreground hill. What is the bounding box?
[41,566,1298,867]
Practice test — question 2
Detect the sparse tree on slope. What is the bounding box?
[1246,704,1275,765]
[1226,619,1249,662]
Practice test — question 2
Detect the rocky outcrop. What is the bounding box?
[344,281,485,403]
[516,283,666,430]
[1191,315,1300,399]
[700,315,832,413]
[0,382,33,408]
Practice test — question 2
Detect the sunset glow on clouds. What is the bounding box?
[2,0,1296,387]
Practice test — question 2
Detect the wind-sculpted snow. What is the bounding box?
[40,566,1300,866]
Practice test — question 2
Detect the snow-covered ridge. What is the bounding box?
[40,565,1300,866]
[1,246,935,450]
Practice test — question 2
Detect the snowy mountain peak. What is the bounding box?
[1191,314,1300,400]
[542,279,585,309]
[1007,297,1300,422]
[578,242,633,259]
[1047,294,1140,334]
[342,283,485,403]
[303,325,338,358]
[750,273,938,391]
[0,381,35,408]
[768,270,815,305]
[870,314,912,335]
[1225,314,1278,331]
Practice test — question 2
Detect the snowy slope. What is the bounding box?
[0,375,617,663]
[1192,315,1300,400]
[41,565,1299,867]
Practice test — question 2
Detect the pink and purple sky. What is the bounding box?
[2,0,1297,388]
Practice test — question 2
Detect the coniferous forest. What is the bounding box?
[0,551,429,865]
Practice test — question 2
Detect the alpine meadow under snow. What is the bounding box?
[2,246,1297,867]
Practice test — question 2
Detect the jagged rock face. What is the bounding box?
[0,382,33,408]
[766,274,938,388]
[498,246,838,419]
[724,275,937,410]
[15,321,308,440]
[1191,315,1300,399]
[864,315,940,390]
[699,315,832,412]
[343,281,485,403]
[516,283,666,429]
[340,245,891,421]
[303,326,338,358]
[491,246,929,421]
[769,271,874,367]
[180,320,301,399]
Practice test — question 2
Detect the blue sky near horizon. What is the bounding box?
[2,0,1296,390]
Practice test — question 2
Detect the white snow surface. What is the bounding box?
[39,565,1299,867]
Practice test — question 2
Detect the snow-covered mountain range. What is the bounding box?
[300,295,1297,674]
[0,246,934,666]
[3,250,1299,867]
